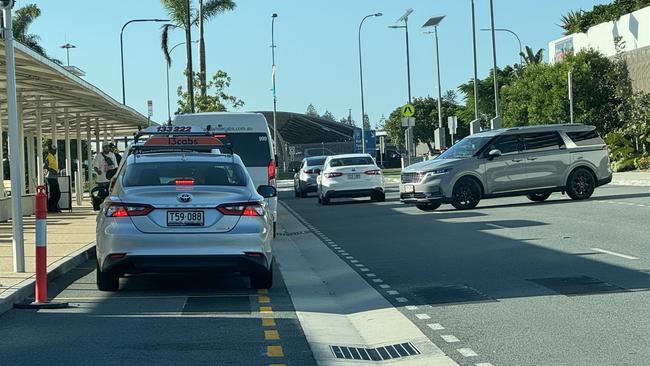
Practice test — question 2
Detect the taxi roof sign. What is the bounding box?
[401,104,415,117]
[130,125,232,155]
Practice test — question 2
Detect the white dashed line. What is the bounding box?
[395,297,409,303]
[441,335,460,343]
[427,323,445,330]
[486,223,507,229]
[355,264,364,267]
[415,314,431,320]
[405,305,419,311]
[457,348,478,357]
[476,363,494,366]
[360,268,369,272]
[350,260,359,263]
[366,273,376,277]
[340,252,349,256]
[379,284,391,289]
[387,290,399,295]
[372,279,384,283]
[590,247,639,260]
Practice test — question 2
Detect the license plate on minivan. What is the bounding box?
[167,211,204,226]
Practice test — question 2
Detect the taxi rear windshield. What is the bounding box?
[122,162,247,187]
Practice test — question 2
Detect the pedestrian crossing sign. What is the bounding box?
[401,104,415,117]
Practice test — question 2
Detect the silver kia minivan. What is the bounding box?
[400,124,612,211]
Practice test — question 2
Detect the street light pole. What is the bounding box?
[358,13,382,154]
[166,41,195,123]
[390,9,414,163]
[184,0,195,113]
[271,13,278,157]
[120,18,169,105]
[60,43,76,66]
[481,28,523,64]
[470,0,479,121]
[489,0,500,119]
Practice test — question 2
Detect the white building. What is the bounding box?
[548,5,650,92]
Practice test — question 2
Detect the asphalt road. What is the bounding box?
[0,260,315,366]
[282,183,650,366]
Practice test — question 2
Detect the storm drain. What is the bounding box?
[528,276,629,296]
[277,230,311,237]
[413,285,494,305]
[330,342,420,361]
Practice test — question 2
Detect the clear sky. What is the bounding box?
[24,0,607,127]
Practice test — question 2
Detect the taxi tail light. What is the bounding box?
[268,159,276,185]
[105,203,154,217]
[175,179,195,185]
[217,202,264,216]
[324,172,343,178]
[365,169,382,176]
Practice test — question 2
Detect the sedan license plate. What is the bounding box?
[348,173,361,180]
[167,211,204,226]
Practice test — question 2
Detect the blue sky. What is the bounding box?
[24,0,607,127]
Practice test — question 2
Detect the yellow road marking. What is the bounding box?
[262,318,276,326]
[267,345,284,357]
[257,289,269,294]
[260,306,273,313]
[265,330,280,340]
[258,296,271,303]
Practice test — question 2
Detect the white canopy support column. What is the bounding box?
[51,108,58,156]
[17,93,25,196]
[103,124,108,147]
[75,113,83,205]
[95,119,100,156]
[35,97,44,186]
[0,103,5,197]
[26,131,35,193]
[86,122,92,188]
[64,108,72,178]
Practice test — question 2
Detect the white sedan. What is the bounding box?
[317,154,385,205]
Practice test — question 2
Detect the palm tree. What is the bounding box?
[520,46,544,65]
[559,10,583,36]
[160,0,236,97]
[11,4,47,56]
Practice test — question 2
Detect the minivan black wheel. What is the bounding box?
[527,192,552,202]
[250,262,273,289]
[567,168,595,200]
[416,202,442,211]
[451,177,482,210]
[96,261,119,292]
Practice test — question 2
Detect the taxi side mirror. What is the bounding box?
[257,185,277,198]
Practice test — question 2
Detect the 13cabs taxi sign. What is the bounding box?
[401,104,415,117]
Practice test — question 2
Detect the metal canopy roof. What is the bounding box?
[0,40,149,135]
[256,111,355,144]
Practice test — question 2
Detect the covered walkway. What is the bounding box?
[1,39,149,272]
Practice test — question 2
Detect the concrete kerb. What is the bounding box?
[0,242,96,316]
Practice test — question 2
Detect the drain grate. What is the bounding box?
[412,285,494,305]
[528,276,628,296]
[330,342,420,361]
[182,296,252,314]
[277,230,311,237]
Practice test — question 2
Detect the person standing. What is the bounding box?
[93,143,117,189]
[43,144,61,213]
[109,143,122,166]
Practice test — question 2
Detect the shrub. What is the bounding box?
[634,156,650,170]
[612,159,637,172]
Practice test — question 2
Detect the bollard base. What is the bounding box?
[14,301,70,309]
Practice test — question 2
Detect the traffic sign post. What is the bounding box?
[401,103,415,117]
[447,116,458,144]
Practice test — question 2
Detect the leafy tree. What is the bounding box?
[322,110,336,122]
[457,66,518,127]
[160,0,236,97]
[305,104,319,117]
[363,114,371,130]
[561,0,650,35]
[520,46,544,65]
[9,4,50,58]
[176,69,244,113]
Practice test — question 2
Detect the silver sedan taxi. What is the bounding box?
[95,126,276,291]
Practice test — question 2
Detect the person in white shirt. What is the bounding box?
[93,143,117,187]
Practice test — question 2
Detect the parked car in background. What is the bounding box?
[375,149,402,168]
[400,124,612,211]
[294,156,327,198]
[317,153,385,205]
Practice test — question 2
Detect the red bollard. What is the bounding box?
[14,185,68,309]
[34,185,48,303]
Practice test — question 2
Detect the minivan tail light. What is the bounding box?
[105,203,154,217]
[325,172,343,178]
[268,159,276,185]
[217,202,264,216]
[365,169,382,176]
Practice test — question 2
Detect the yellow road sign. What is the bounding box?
[401,104,415,117]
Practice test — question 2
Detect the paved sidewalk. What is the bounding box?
[611,171,650,186]
[0,203,97,313]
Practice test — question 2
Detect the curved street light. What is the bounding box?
[481,27,523,64]
[358,12,382,154]
[166,41,198,123]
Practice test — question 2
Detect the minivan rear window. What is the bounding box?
[566,130,604,146]
[218,133,271,167]
[329,157,374,167]
[123,162,247,187]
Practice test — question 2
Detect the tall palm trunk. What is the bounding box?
[198,0,207,97]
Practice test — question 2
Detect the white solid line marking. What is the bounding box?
[395,297,408,303]
[457,348,478,357]
[441,335,460,343]
[427,323,445,330]
[405,305,419,311]
[379,284,391,289]
[415,314,431,320]
[486,223,506,229]
[590,247,639,260]
[387,290,399,295]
